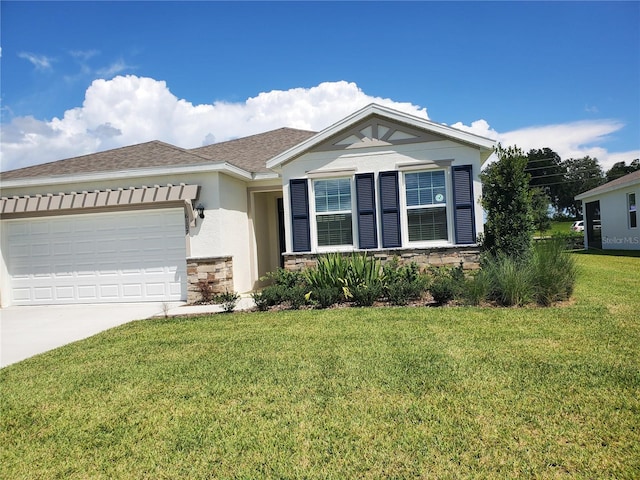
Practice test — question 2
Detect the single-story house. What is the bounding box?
[0,104,495,307]
[575,169,640,250]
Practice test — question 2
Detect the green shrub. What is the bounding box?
[344,253,382,290]
[429,276,458,306]
[348,282,383,307]
[428,264,465,306]
[251,290,270,311]
[305,253,383,306]
[550,231,584,250]
[382,258,428,305]
[462,270,492,306]
[483,254,534,307]
[304,253,350,295]
[285,285,308,310]
[531,238,578,306]
[216,290,240,313]
[309,286,343,309]
[265,268,306,290]
[255,268,308,309]
[340,254,384,306]
[480,145,535,259]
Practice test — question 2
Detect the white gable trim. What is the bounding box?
[266,104,495,170]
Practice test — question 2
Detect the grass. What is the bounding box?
[535,220,576,238]
[2,252,639,478]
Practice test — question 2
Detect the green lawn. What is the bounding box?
[536,220,576,237]
[2,253,639,479]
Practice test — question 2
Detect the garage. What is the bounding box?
[3,208,188,305]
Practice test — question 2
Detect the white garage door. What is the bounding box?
[4,209,187,305]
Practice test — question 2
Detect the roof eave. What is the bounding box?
[575,174,640,201]
[1,162,254,189]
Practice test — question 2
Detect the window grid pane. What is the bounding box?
[315,179,351,213]
[407,207,448,242]
[406,171,446,207]
[317,214,353,246]
[630,193,637,228]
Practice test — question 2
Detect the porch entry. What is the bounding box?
[252,190,286,289]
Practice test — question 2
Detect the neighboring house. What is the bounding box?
[0,104,495,307]
[575,169,640,251]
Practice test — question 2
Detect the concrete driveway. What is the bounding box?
[0,302,181,368]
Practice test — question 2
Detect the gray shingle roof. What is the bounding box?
[576,169,640,200]
[190,128,316,173]
[1,141,211,181]
[1,128,317,181]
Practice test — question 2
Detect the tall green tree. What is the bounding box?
[606,159,640,182]
[558,156,606,217]
[531,187,552,233]
[525,148,565,211]
[481,145,534,258]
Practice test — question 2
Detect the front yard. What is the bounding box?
[1,252,639,478]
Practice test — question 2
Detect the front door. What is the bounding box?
[585,200,602,250]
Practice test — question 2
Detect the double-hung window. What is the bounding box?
[405,170,448,242]
[314,178,353,246]
[629,193,637,228]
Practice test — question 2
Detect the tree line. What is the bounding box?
[523,148,639,218]
[481,146,639,256]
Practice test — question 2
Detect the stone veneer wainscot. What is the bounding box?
[283,247,481,272]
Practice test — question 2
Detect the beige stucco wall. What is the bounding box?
[0,169,270,302]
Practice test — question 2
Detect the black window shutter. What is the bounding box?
[379,171,402,248]
[452,165,476,244]
[290,179,311,252]
[355,173,378,249]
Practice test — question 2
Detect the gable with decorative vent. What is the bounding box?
[316,117,448,151]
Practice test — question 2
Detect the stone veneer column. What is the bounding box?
[186,256,233,304]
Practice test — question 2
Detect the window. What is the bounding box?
[405,170,448,242]
[314,178,353,246]
[629,193,637,228]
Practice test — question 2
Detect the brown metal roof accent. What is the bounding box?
[0,183,199,216]
[190,128,316,173]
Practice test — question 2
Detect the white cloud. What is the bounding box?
[0,77,427,171]
[450,119,500,141]
[1,76,636,174]
[452,117,638,171]
[17,52,54,71]
[96,59,136,78]
[497,120,637,171]
[69,49,100,61]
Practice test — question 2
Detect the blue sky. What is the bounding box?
[1,1,639,172]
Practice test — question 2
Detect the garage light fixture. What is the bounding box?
[196,203,205,219]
